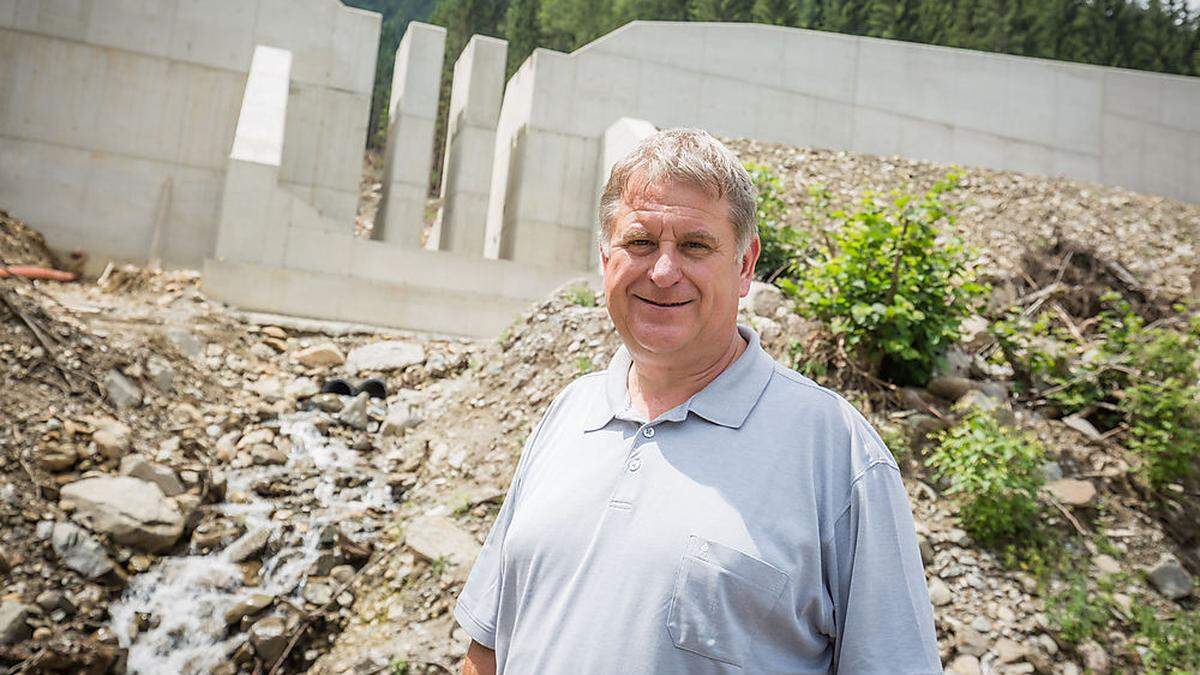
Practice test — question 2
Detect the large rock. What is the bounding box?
[345,341,426,375]
[292,343,345,369]
[927,577,952,606]
[404,516,481,578]
[927,376,978,402]
[92,419,132,459]
[120,455,184,497]
[1146,555,1193,600]
[739,281,784,317]
[249,615,288,662]
[35,443,77,472]
[60,476,184,553]
[224,527,271,563]
[51,521,116,579]
[1044,478,1097,507]
[104,369,142,409]
[0,602,32,645]
[224,593,274,626]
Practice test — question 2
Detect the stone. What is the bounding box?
[293,343,345,369]
[92,420,132,459]
[338,392,370,431]
[146,356,175,392]
[104,369,143,409]
[248,615,288,663]
[120,455,185,497]
[165,328,204,358]
[380,402,421,436]
[51,521,116,579]
[947,654,981,675]
[311,393,344,413]
[927,376,977,401]
[345,341,426,375]
[954,626,989,657]
[994,637,1027,664]
[1093,554,1122,576]
[917,535,935,566]
[404,515,481,577]
[740,281,784,317]
[225,527,271,563]
[224,593,274,626]
[928,577,952,606]
[1040,461,1064,482]
[901,413,949,449]
[60,476,184,553]
[302,581,333,606]
[1146,555,1193,600]
[250,444,288,466]
[329,564,355,586]
[1078,640,1109,675]
[285,377,320,399]
[34,590,67,613]
[936,346,974,378]
[0,602,32,645]
[246,376,285,399]
[958,314,993,351]
[955,389,1015,426]
[35,443,77,472]
[1044,479,1096,506]
[1062,414,1103,441]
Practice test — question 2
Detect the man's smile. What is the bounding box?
[633,294,693,308]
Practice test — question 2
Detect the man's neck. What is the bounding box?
[628,329,748,421]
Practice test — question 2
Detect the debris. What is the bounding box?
[345,340,426,375]
[60,476,184,553]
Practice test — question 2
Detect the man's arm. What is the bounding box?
[462,640,496,675]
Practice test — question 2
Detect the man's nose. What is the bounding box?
[648,246,683,287]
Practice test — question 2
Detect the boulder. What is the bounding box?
[345,341,426,375]
[225,527,271,563]
[1044,478,1096,507]
[224,594,274,626]
[120,455,185,497]
[292,343,345,369]
[104,369,142,409]
[92,420,132,459]
[0,602,32,645]
[927,375,977,401]
[927,577,952,606]
[60,476,184,553]
[404,516,481,579]
[1062,414,1103,441]
[954,389,1015,426]
[35,443,77,472]
[739,281,784,317]
[1146,555,1193,600]
[51,521,116,579]
[248,615,288,662]
[338,392,370,431]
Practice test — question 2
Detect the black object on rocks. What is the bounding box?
[358,378,387,400]
[321,378,354,396]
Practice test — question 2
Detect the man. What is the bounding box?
[454,128,941,674]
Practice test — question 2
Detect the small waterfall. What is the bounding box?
[109,412,394,674]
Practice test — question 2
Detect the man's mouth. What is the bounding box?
[634,295,693,308]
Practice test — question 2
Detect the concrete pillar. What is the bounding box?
[376,22,445,247]
[216,46,293,267]
[428,35,508,256]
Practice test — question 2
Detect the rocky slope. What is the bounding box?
[1,137,1199,674]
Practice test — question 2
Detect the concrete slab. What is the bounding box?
[85,0,173,58]
[12,0,91,41]
[168,0,257,72]
[230,45,291,167]
[780,29,858,103]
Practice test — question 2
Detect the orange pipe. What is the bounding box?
[0,266,78,281]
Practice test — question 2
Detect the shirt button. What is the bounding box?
[629,458,642,472]
[642,427,655,438]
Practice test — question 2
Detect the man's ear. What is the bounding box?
[738,237,761,296]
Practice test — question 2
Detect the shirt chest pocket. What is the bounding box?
[667,535,790,667]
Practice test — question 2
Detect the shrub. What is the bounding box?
[563,283,596,307]
[928,409,1045,546]
[1135,605,1200,674]
[744,163,805,282]
[1046,571,1120,646]
[781,174,985,384]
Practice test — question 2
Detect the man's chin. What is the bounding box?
[627,323,694,355]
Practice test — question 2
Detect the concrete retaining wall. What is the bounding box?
[484,21,1200,270]
[0,0,379,269]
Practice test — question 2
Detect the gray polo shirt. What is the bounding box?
[454,326,941,673]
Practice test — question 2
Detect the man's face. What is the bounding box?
[601,176,759,363]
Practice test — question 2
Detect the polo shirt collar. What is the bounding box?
[583,325,775,431]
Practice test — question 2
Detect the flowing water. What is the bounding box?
[108,413,394,674]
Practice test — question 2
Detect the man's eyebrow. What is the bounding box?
[679,230,719,245]
[617,227,653,241]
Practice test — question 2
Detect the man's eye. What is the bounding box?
[684,241,710,250]
[628,239,654,247]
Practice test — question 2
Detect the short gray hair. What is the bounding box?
[598,128,757,255]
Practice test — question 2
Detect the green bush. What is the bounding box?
[995,294,1200,487]
[744,163,805,283]
[1046,571,1121,646]
[928,409,1046,546]
[1135,605,1200,674]
[780,174,984,384]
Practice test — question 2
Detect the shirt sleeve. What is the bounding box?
[824,462,943,674]
[452,401,556,649]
